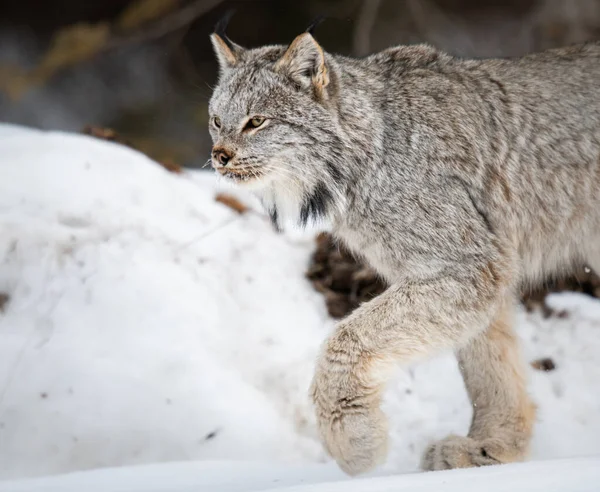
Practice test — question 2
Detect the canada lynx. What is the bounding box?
[208,18,600,475]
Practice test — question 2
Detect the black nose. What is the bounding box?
[213,149,232,166]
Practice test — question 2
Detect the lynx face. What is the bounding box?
[209,31,345,226]
[208,62,313,189]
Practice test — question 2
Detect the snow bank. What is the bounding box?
[0,124,599,488]
[1,457,599,492]
[0,125,329,479]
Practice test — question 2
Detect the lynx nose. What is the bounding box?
[212,148,233,166]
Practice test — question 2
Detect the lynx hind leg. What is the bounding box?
[422,298,536,471]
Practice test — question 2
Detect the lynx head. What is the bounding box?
[208,18,347,228]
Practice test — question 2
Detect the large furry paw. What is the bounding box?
[310,363,388,475]
[421,435,504,471]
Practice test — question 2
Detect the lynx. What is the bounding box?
[208,18,600,475]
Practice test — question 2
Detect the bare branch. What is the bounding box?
[108,0,225,49]
[0,0,225,99]
[353,0,382,56]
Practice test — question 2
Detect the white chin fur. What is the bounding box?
[218,167,309,227]
[253,174,306,226]
[216,169,270,191]
[237,173,273,191]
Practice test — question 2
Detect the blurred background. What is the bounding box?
[1,0,599,168]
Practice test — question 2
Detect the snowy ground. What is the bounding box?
[2,457,600,492]
[0,124,599,488]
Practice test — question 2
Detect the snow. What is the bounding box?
[0,123,599,490]
[1,458,599,492]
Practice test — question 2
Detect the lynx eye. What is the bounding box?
[212,117,221,129]
[248,117,266,129]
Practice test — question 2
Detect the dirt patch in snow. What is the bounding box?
[307,232,600,319]
[306,233,387,319]
[531,358,557,372]
[82,125,183,174]
[0,292,9,313]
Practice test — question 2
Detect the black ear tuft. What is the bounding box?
[306,15,326,36]
[214,9,236,49]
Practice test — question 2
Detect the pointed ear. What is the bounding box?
[210,33,244,73]
[210,9,244,74]
[274,33,329,93]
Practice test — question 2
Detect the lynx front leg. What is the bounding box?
[421,298,536,471]
[311,263,507,475]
